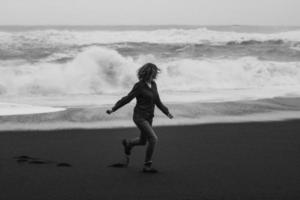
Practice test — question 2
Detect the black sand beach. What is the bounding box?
[1,120,300,200]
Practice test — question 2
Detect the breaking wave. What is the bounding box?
[0,47,300,97]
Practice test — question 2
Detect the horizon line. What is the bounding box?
[0,24,300,27]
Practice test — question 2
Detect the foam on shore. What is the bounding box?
[1,97,300,131]
[0,102,65,116]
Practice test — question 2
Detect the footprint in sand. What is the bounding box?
[14,155,38,164]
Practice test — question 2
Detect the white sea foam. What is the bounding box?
[0,102,65,116]
[158,57,300,91]
[1,28,300,46]
[1,47,300,102]
[0,47,138,95]
[1,100,300,131]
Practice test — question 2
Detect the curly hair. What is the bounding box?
[137,63,161,82]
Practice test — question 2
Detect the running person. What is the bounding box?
[106,63,173,173]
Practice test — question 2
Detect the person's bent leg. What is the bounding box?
[137,120,157,163]
[145,131,158,163]
[141,120,159,173]
[128,135,147,147]
[128,121,148,147]
[123,120,148,156]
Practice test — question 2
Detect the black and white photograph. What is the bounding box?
[0,0,300,199]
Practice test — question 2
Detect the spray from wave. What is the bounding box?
[0,47,300,98]
[0,47,138,95]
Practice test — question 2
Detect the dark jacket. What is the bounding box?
[112,80,170,119]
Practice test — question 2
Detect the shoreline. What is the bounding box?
[1,96,300,131]
[2,110,300,132]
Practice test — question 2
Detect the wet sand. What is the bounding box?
[1,120,300,200]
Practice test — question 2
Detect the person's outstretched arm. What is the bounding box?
[153,82,173,119]
[107,82,141,114]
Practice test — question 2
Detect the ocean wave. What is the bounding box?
[226,39,285,45]
[2,27,300,62]
[0,47,139,95]
[1,28,300,47]
[0,47,300,97]
[1,27,300,62]
[1,40,300,63]
[112,41,300,62]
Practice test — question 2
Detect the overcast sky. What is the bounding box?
[0,0,299,26]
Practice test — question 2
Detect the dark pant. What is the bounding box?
[129,116,158,163]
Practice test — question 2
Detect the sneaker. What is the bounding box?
[122,139,132,155]
[142,161,158,173]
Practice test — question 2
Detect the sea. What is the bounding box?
[1,25,300,130]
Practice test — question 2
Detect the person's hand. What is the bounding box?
[167,113,174,119]
[106,109,114,115]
